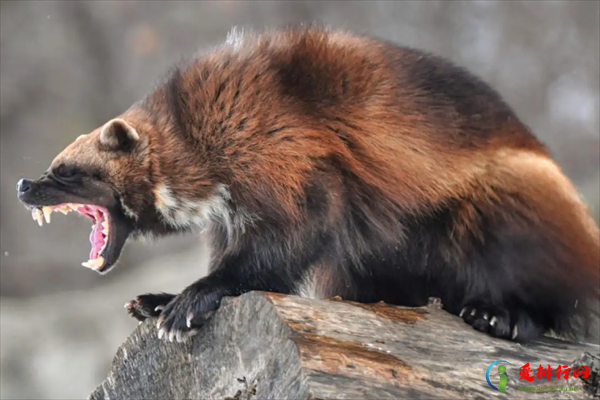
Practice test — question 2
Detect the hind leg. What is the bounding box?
[458,301,545,342]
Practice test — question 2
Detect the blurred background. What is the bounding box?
[1,1,598,398]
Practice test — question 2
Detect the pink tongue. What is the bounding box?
[89,221,105,260]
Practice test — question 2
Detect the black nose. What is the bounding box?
[16,179,32,194]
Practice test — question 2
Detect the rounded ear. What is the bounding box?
[99,118,140,151]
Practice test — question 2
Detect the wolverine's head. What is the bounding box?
[16,117,160,274]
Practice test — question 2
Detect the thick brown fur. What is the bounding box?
[17,26,600,343]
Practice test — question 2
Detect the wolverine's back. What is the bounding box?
[143,26,562,223]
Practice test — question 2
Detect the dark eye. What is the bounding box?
[54,164,83,182]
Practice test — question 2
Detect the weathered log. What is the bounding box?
[89,292,599,399]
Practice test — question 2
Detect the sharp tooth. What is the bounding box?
[42,207,52,223]
[57,206,70,215]
[82,256,105,270]
[102,220,109,235]
[94,256,105,268]
[35,209,44,226]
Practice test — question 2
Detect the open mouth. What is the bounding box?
[31,203,111,272]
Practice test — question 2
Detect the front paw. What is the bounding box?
[125,292,176,322]
[156,284,227,342]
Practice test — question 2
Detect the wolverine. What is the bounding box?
[16,26,600,343]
